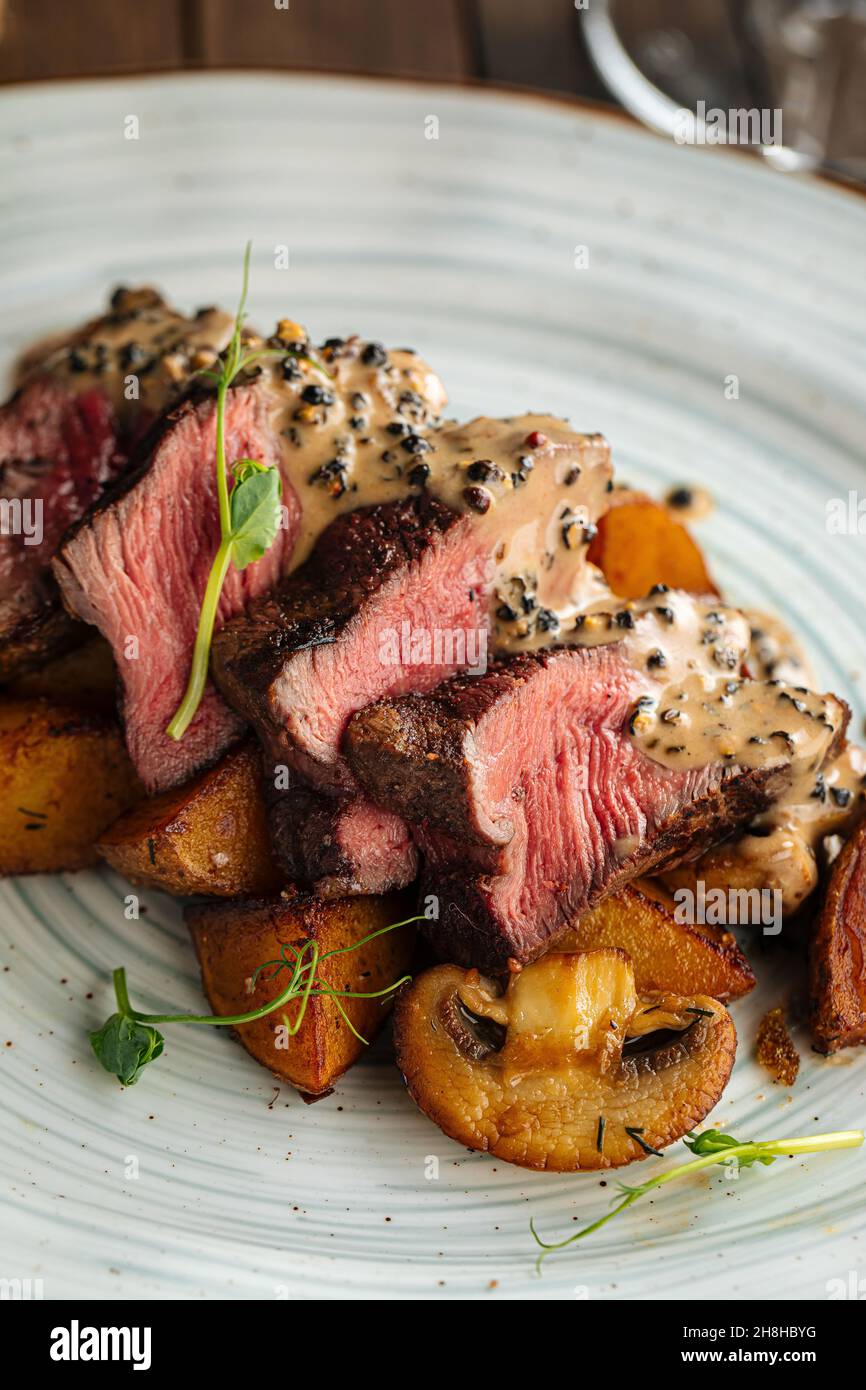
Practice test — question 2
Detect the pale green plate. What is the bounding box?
[1,72,864,1301]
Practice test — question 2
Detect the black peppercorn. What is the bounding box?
[301,384,334,406]
[309,458,348,496]
[402,434,431,455]
[120,342,148,370]
[536,608,559,632]
[408,462,430,487]
[361,342,388,367]
[667,486,693,509]
[467,459,504,484]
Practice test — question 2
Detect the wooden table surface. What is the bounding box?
[0,0,610,99]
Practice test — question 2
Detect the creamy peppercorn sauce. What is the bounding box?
[17,297,862,860]
[14,286,234,430]
[563,588,861,845]
[219,323,615,626]
[745,608,814,687]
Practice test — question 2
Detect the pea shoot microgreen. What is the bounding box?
[89,915,420,1087]
[530,1127,864,1272]
[165,242,330,742]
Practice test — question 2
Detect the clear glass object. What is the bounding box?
[582,0,866,180]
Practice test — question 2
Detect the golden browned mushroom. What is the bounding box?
[394,949,736,1171]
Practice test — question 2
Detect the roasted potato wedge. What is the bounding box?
[0,697,141,874]
[810,821,866,1053]
[588,494,719,598]
[394,949,736,1170]
[187,892,415,1096]
[558,881,754,1001]
[660,827,818,921]
[98,739,282,898]
[6,635,117,714]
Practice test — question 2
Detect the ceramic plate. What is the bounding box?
[1,73,865,1302]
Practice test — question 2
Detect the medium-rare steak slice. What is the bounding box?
[53,327,448,792]
[54,385,297,793]
[347,620,847,971]
[212,418,613,796]
[0,288,232,680]
[267,778,418,898]
[212,490,490,794]
[0,379,122,677]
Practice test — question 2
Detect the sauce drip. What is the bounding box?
[664,483,714,520]
[563,587,850,824]
[745,609,814,686]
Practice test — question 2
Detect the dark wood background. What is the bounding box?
[0,0,609,98]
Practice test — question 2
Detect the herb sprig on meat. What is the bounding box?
[166,243,329,741]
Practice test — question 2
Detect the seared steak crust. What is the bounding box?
[423,764,786,972]
[267,777,418,898]
[212,492,488,793]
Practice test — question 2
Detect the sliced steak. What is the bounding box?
[346,641,847,971]
[53,327,447,793]
[53,384,298,793]
[212,491,492,794]
[212,415,610,892]
[212,418,612,794]
[0,379,123,677]
[0,289,232,680]
[267,778,418,898]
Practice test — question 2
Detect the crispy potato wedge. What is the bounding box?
[810,821,866,1054]
[0,697,141,874]
[6,635,118,714]
[660,826,818,920]
[98,739,283,898]
[186,892,416,1096]
[588,494,719,598]
[557,881,754,1001]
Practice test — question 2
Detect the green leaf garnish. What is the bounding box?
[166,243,284,741]
[228,460,283,569]
[683,1127,775,1167]
[89,1013,164,1086]
[89,915,421,1087]
[529,1127,863,1272]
